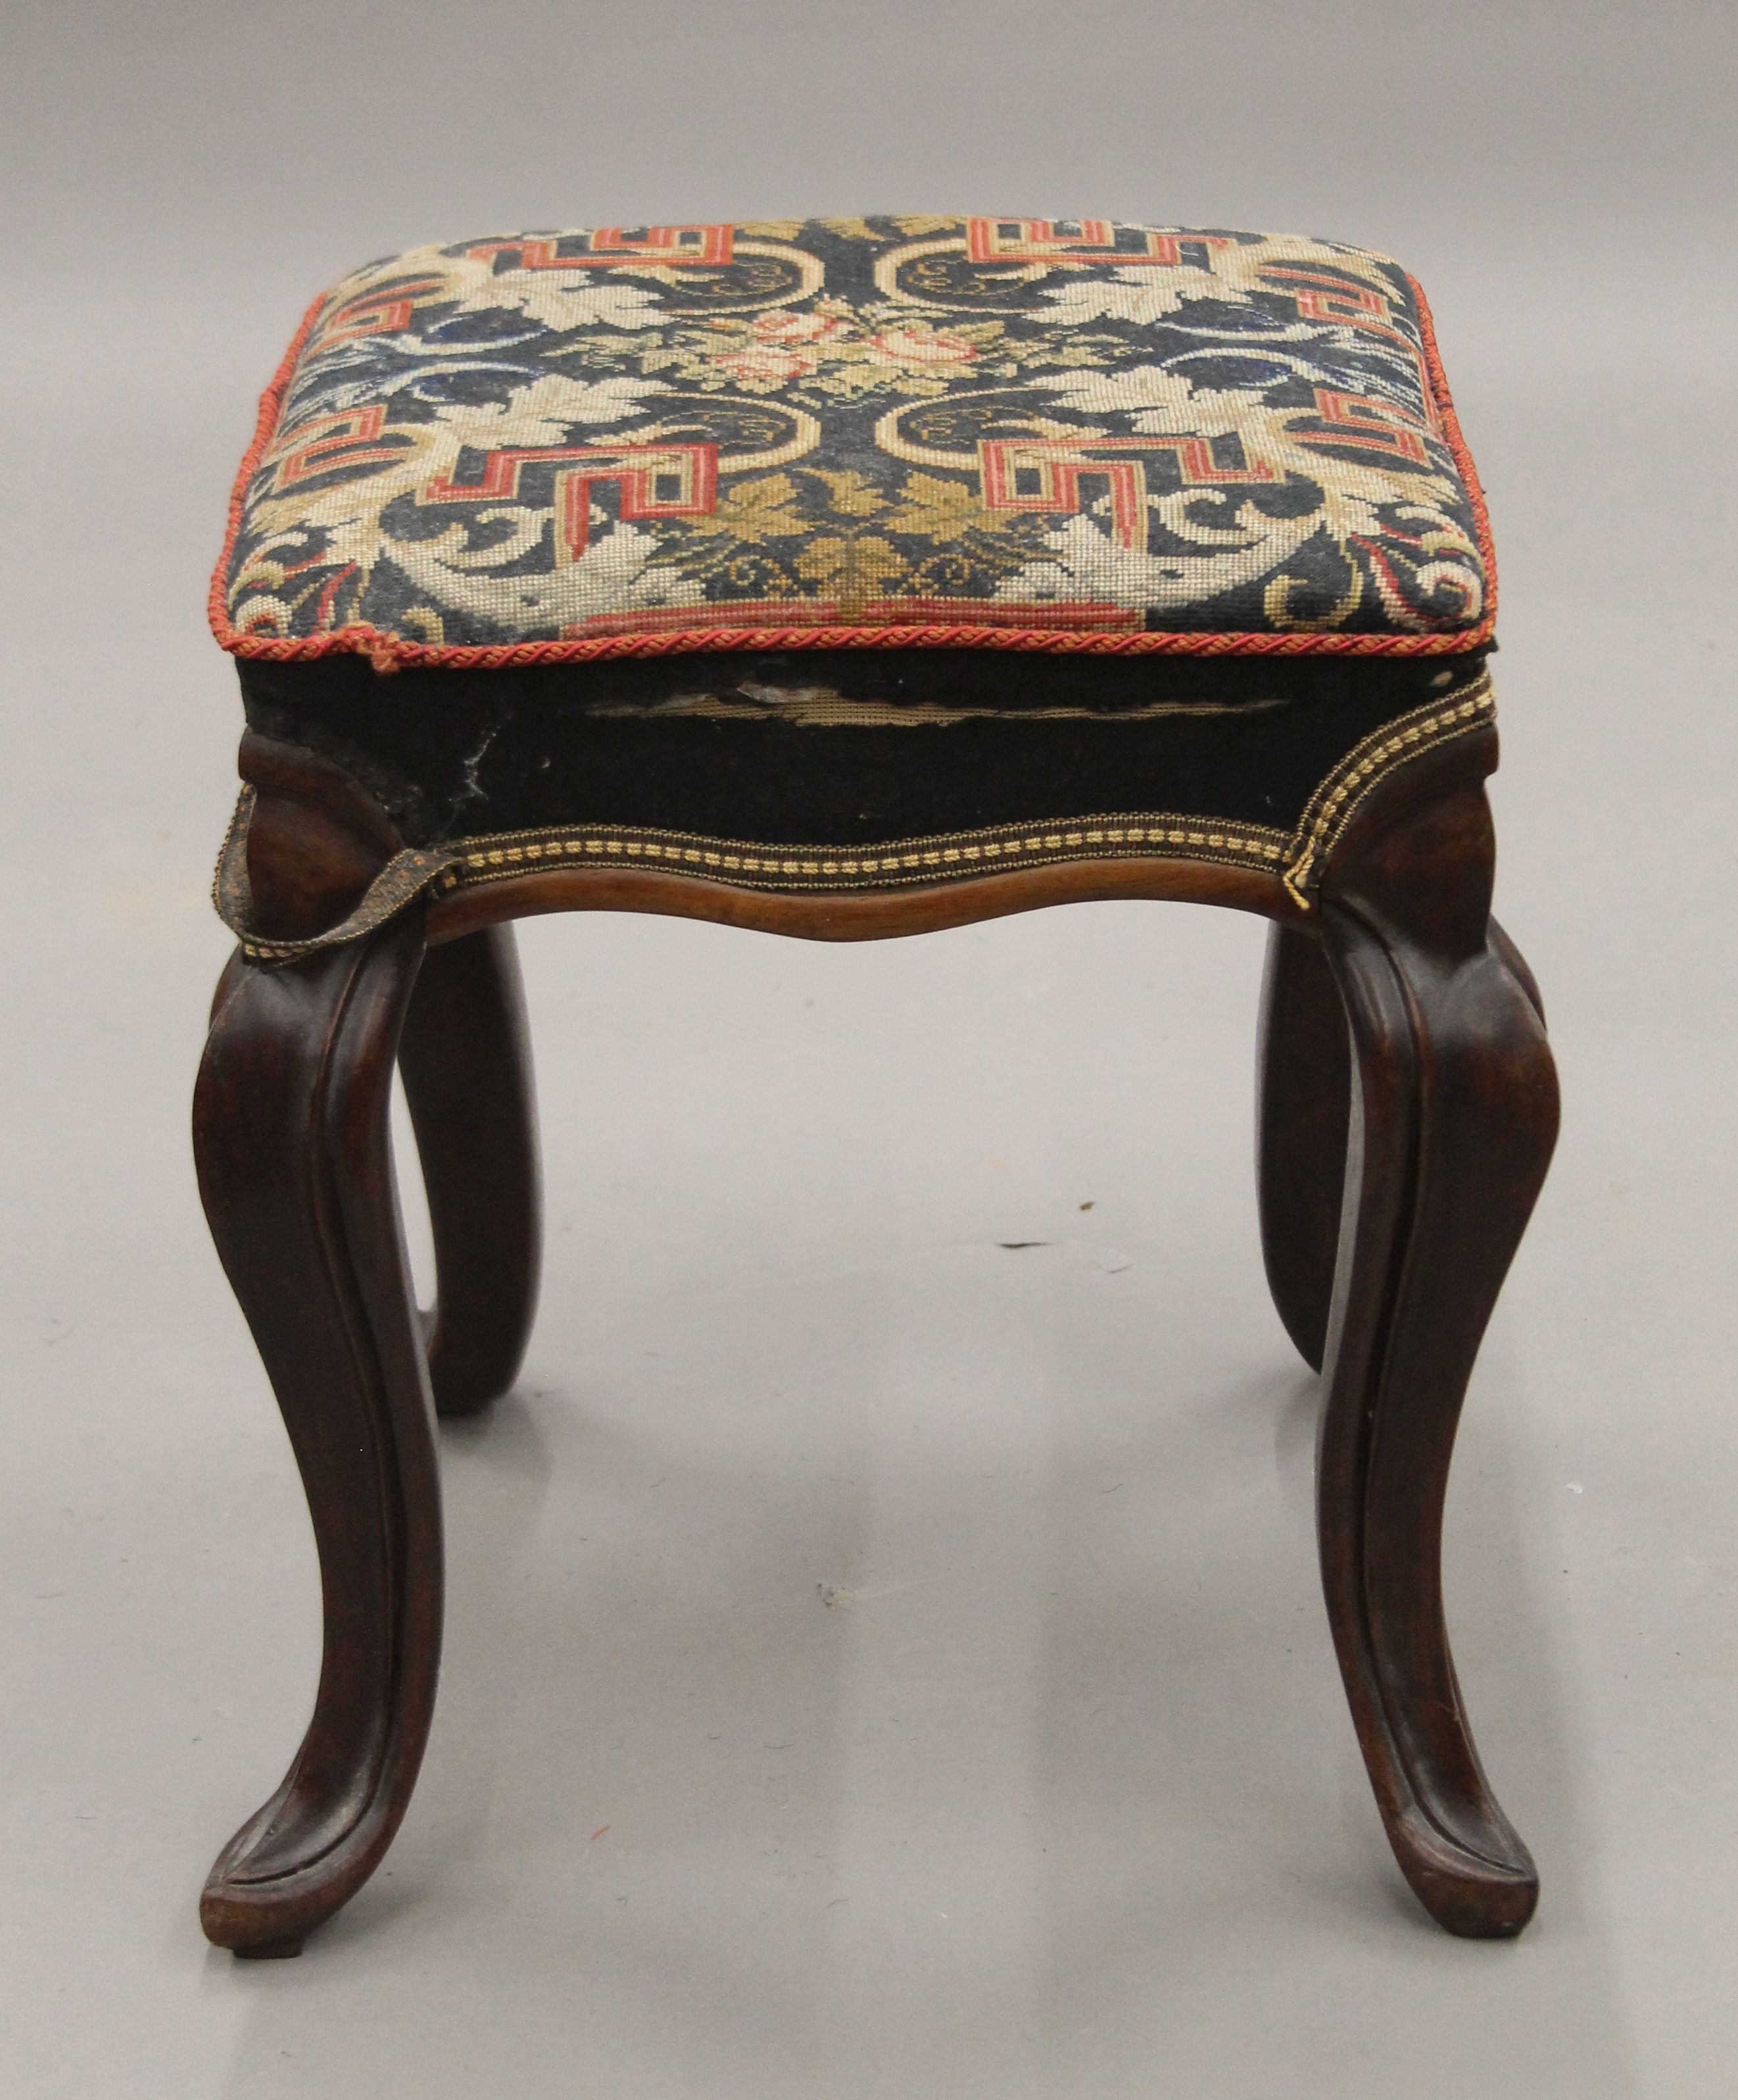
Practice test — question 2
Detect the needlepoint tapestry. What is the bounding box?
[212,218,1494,669]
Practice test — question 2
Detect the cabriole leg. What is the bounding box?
[399,926,541,1418]
[1257,924,1351,1373]
[1315,773,1558,1936]
[193,917,441,1956]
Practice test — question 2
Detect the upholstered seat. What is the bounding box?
[194,218,1555,1961]
[216,217,1489,657]
[211,218,1497,950]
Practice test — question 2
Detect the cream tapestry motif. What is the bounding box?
[215,218,1493,664]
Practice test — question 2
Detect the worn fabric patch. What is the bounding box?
[236,646,1480,852]
[213,218,1493,669]
[214,668,1497,963]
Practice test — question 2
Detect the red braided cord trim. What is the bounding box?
[1407,270,1498,640]
[208,270,1495,671]
[207,287,329,665]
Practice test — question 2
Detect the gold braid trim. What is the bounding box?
[444,811,1291,895]
[1280,668,1495,905]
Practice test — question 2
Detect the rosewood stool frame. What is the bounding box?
[193,715,1557,1957]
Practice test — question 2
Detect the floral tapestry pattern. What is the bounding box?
[214,218,1493,665]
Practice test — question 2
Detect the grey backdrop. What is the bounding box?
[3,5,1735,2095]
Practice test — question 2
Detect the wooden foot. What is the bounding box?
[400,927,541,1417]
[193,917,443,1955]
[1313,750,1558,1936]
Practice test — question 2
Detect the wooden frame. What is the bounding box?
[192,718,1556,1955]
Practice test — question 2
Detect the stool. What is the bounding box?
[195,217,1557,1957]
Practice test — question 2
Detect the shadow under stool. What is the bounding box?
[193,216,1558,1957]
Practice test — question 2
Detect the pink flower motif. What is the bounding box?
[865,327,977,367]
[713,343,818,385]
[752,310,848,345]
